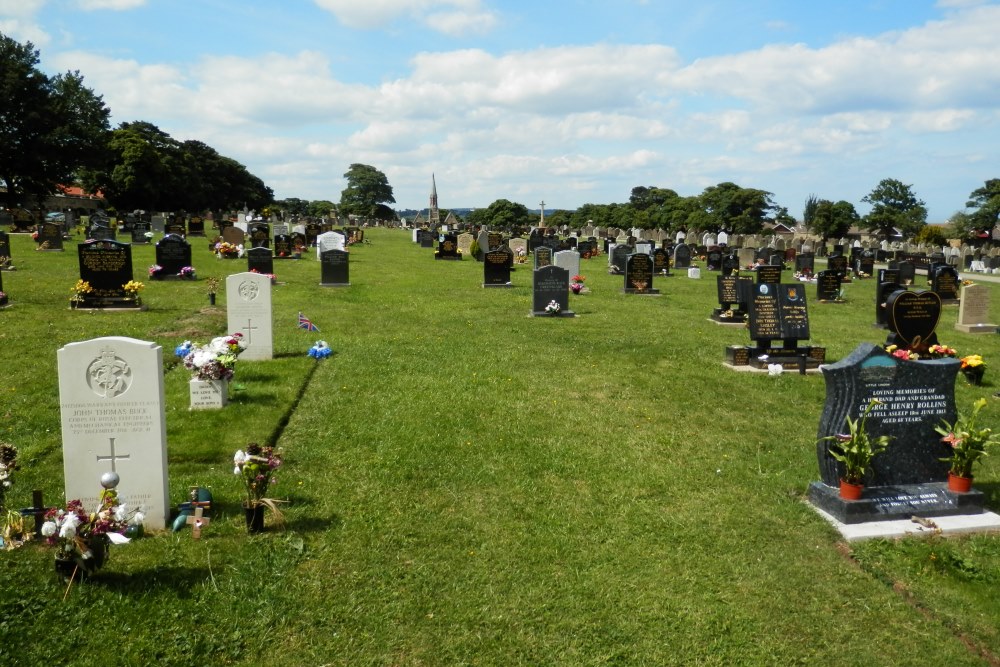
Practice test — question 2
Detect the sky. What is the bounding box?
[1,0,998,222]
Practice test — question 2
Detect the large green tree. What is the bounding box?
[0,35,110,209]
[87,121,272,211]
[467,198,531,229]
[339,163,395,218]
[806,199,859,241]
[964,179,1000,238]
[860,178,927,239]
[698,182,776,234]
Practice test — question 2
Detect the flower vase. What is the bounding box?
[54,535,109,580]
[208,293,216,306]
[189,378,229,410]
[948,472,973,493]
[839,479,864,501]
[963,367,985,386]
[244,503,266,533]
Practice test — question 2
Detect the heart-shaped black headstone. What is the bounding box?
[887,289,941,349]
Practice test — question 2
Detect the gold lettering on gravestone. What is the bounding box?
[81,250,126,272]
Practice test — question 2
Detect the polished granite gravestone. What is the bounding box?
[725,282,825,370]
[534,246,553,270]
[623,253,658,294]
[755,265,782,285]
[154,234,192,277]
[320,249,350,287]
[885,289,941,350]
[711,274,752,324]
[435,234,461,260]
[75,240,138,308]
[531,265,575,317]
[931,264,960,302]
[672,244,692,269]
[246,246,274,275]
[483,247,513,287]
[808,342,984,524]
[815,270,843,302]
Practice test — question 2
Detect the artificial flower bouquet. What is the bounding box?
[42,486,142,578]
[176,333,247,381]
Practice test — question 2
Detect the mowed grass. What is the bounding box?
[1,228,1000,665]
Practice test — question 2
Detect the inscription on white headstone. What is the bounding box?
[57,337,169,530]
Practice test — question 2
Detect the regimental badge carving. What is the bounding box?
[238,280,259,302]
[86,348,132,398]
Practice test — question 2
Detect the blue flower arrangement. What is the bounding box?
[307,340,332,359]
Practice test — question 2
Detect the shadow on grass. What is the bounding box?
[83,566,213,594]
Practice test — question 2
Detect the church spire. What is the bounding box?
[429,173,440,225]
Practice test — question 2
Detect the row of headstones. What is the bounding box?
[55,269,278,531]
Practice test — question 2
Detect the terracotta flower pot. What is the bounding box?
[839,479,864,501]
[947,472,973,493]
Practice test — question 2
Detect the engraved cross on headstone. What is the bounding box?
[96,437,130,473]
[243,319,257,345]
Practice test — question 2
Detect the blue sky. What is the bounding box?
[2,0,998,221]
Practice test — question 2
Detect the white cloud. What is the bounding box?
[0,19,50,45]
[670,5,1000,114]
[314,0,496,35]
[75,0,145,9]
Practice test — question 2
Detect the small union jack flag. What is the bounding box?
[297,312,319,332]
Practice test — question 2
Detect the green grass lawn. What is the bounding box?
[2,229,1000,666]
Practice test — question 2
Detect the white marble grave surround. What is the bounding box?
[57,337,169,530]
[226,272,273,360]
[810,505,1000,542]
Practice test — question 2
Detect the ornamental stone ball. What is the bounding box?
[101,471,120,489]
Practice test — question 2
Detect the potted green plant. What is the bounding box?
[821,399,892,500]
[935,397,1000,492]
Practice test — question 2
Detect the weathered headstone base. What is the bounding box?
[808,481,984,524]
[724,345,825,369]
[955,322,998,334]
[190,379,229,410]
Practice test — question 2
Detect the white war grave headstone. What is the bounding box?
[227,272,273,360]
[57,337,169,529]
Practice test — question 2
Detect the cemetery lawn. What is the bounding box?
[4,229,1000,666]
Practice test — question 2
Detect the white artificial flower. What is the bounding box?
[106,533,130,545]
[41,521,57,537]
[234,449,247,474]
[59,521,77,539]
[131,512,145,525]
[768,364,784,376]
[191,348,215,369]
[114,503,129,522]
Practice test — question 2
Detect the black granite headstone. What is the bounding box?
[274,235,294,258]
[886,289,941,350]
[610,245,630,272]
[673,244,692,269]
[38,222,64,250]
[154,234,192,276]
[188,216,205,236]
[246,246,274,275]
[249,223,270,249]
[532,265,574,316]
[624,253,657,294]
[534,246,553,269]
[483,248,513,287]
[320,249,349,286]
[827,255,848,277]
[436,234,460,260]
[816,271,842,301]
[652,248,671,275]
[813,343,961,496]
[706,250,722,271]
[77,240,134,301]
[896,261,916,285]
[931,265,960,301]
[795,254,815,274]
[756,265,782,285]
